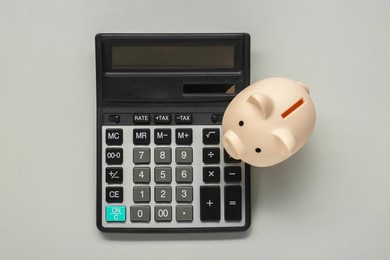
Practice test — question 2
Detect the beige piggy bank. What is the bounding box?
[222,77,316,167]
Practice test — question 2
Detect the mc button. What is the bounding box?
[106,129,123,145]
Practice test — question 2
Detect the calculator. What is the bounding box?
[96,33,251,232]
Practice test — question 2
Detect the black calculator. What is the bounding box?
[96,33,251,232]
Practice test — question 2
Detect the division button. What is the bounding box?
[176,205,193,222]
[106,129,123,145]
[225,186,242,221]
[154,114,171,124]
[133,114,150,124]
[106,187,123,203]
[106,206,126,222]
[200,186,220,221]
[175,113,192,124]
[202,147,220,164]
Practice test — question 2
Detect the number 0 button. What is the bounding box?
[130,206,151,222]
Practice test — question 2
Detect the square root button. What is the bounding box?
[106,206,126,222]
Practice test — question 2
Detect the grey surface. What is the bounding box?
[0,0,390,259]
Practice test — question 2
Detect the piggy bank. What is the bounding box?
[222,77,316,167]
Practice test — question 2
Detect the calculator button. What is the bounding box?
[106,167,123,184]
[154,167,172,183]
[202,128,220,144]
[225,186,242,221]
[176,205,193,222]
[224,149,241,163]
[154,114,171,124]
[106,129,123,145]
[133,129,150,145]
[133,114,150,124]
[106,187,123,203]
[176,166,193,183]
[224,166,242,182]
[133,167,151,183]
[154,147,172,164]
[133,148,151,164]
[130,206,151,222]
[155,186,172,203]
[202,147,220,164]
[175,113,192,124]
[203,167,220,183]
[175,147,193,164]
[175,128,193,145]
[176,186,193,202]
[200,186,220,221]
[108,114,121,123]
[106,206,126,222]
[154,129,171,145]
[154,205,172,222]
[105,148,123,165]
[133,186,151,203]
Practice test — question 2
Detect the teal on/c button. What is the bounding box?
[106,206,126,222]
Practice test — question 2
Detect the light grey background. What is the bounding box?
[1,0,389,259]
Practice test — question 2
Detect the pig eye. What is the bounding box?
[255,148,261,153]
[239,120,244,127]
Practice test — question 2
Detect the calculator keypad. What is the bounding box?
[101,124,248,230]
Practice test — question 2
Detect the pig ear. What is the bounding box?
[248,93,273,119]
[273,128,296,155]
[297,81,310,94]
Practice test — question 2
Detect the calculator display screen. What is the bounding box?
[111,45,235,68]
